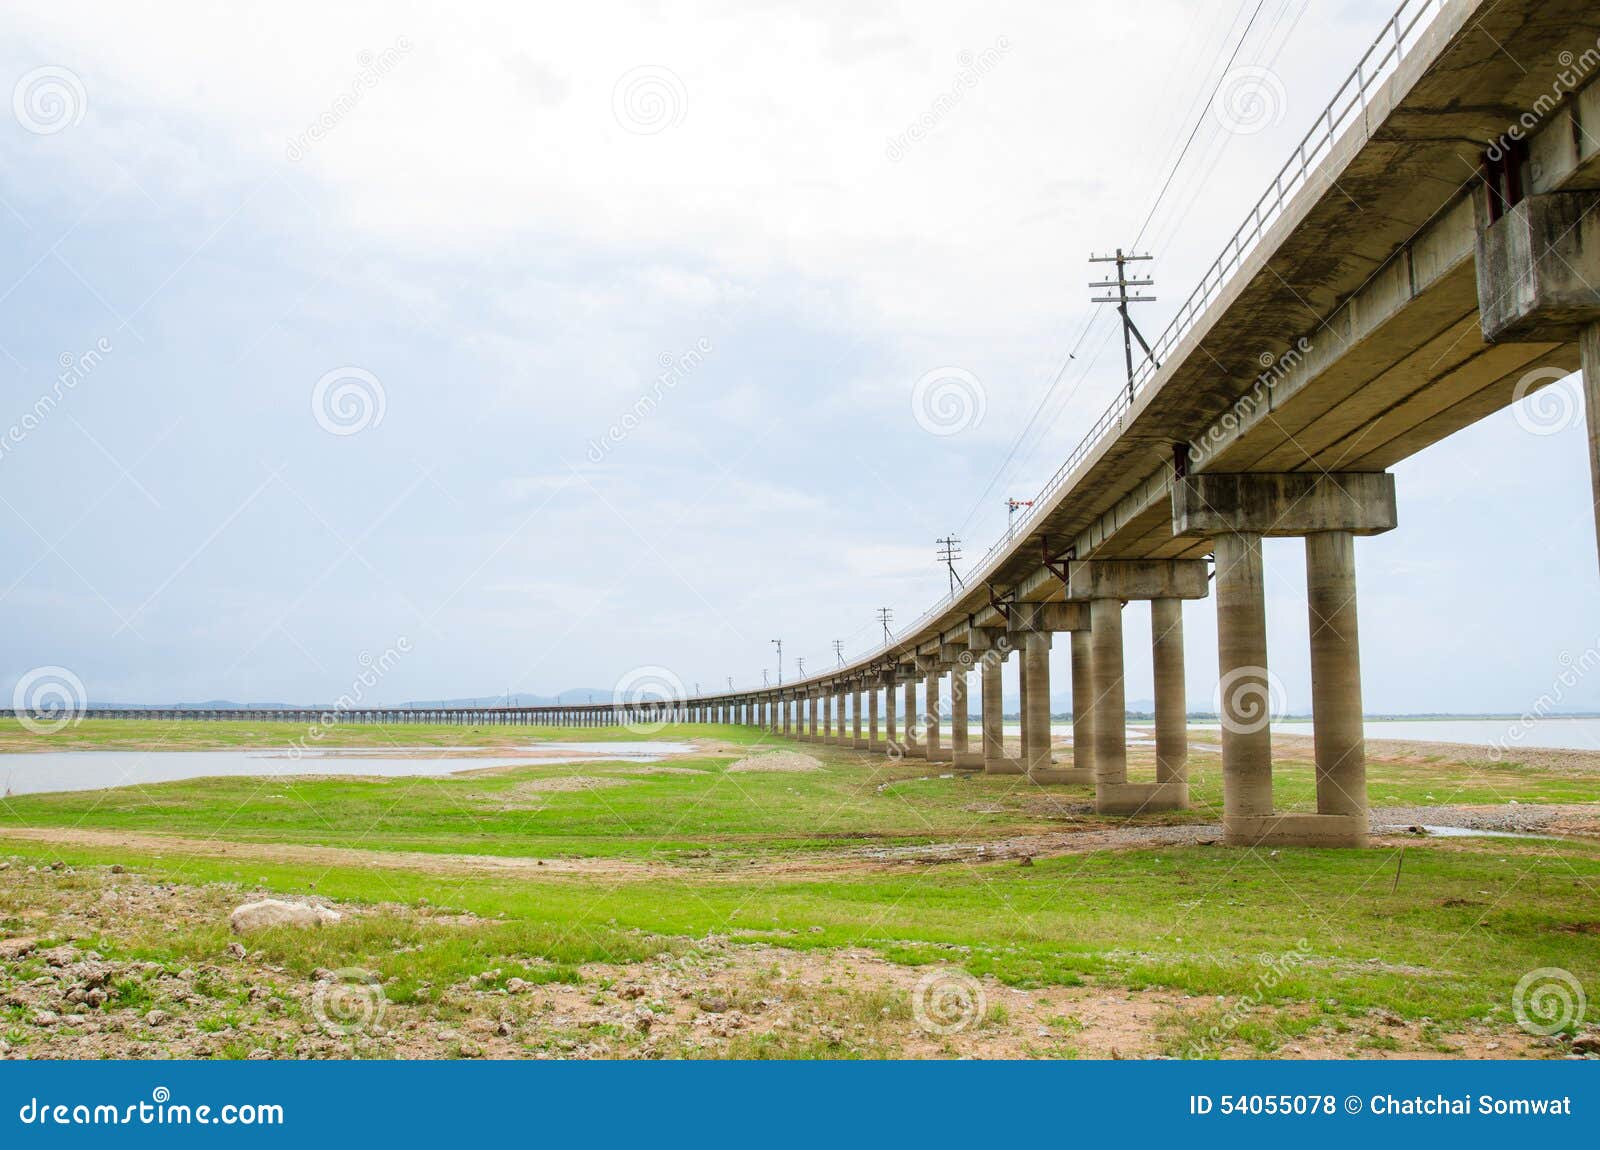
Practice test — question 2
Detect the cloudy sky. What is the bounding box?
[1,0,1596,715]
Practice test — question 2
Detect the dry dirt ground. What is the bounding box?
[0,859,1585,1062]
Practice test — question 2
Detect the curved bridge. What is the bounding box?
[44,0,1600,849]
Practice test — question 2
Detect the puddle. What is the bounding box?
[0,743,693,798]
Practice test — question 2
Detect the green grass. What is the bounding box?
[3,718,1599,1047]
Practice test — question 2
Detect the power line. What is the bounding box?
[1132,0,1269,250]
[832,640,844,667]
[876,607,894,645]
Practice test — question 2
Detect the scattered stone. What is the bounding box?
[1019,856,1034,867]
[618,985,645,1000]
[1571,1032,1600,1055]
[110,864,126,874]
[247,1048,272,1060]
[698,993,730,1014]
[39,945,77,967]
[144,1010,171,1027]
[227,942,247,959]
[505,978,530,994]
[0,937,38,961]
[229,900,341,934]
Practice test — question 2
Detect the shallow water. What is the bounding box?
[0,742,691,798]
[1192,716,1600,752]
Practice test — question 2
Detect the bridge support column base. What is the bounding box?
[868,740,888,754]
[926,747,954,763]
[1030,765,1094,785]
[1223,812,1367,849]
[984,757,1025,775]
[952,751,985,771]
[1096,781,1188,814]
[852,738,869,750]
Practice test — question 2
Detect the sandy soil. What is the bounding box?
[725,751,822,773]
[0,861,1577,1062]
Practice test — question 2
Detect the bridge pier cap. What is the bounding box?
[1172,472,1397,539]
[1063,560,1210,603]
[1476,191,1600,344]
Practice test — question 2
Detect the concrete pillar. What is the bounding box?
[1307,530,1367,832]
[1016,646,1030,768]
[1089,598,1125,784]
[884,679,898,749]
[868,685,882,750]
[852,685,866,748]
[950,667,980,770]
[1214,532,1273,836]
[1022,631,1053,777]
[902,679,923,757]
[1583,323,1600,577]
[1151,597,1187,785]
[924,669,949,762]
[1070,630,1095,778]
[981,652,1018,773]
[827,693,838,743]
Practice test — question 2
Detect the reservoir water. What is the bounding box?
[0,742,692,798]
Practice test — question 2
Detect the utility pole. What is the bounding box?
[877,607,894,645]
[1005,497,1034,538]
[797,657,805,678]
[936,535,965,597]
[727,676,734,691]
[694,682,700,697]
[1089,248,1158,401]
[771,638,783,685]
[833,640,844,667]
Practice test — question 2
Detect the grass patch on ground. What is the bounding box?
[3,719,1599,1056]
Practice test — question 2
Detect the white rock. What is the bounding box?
[229,900,341,934]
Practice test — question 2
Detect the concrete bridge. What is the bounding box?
[34,0,1600,849]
